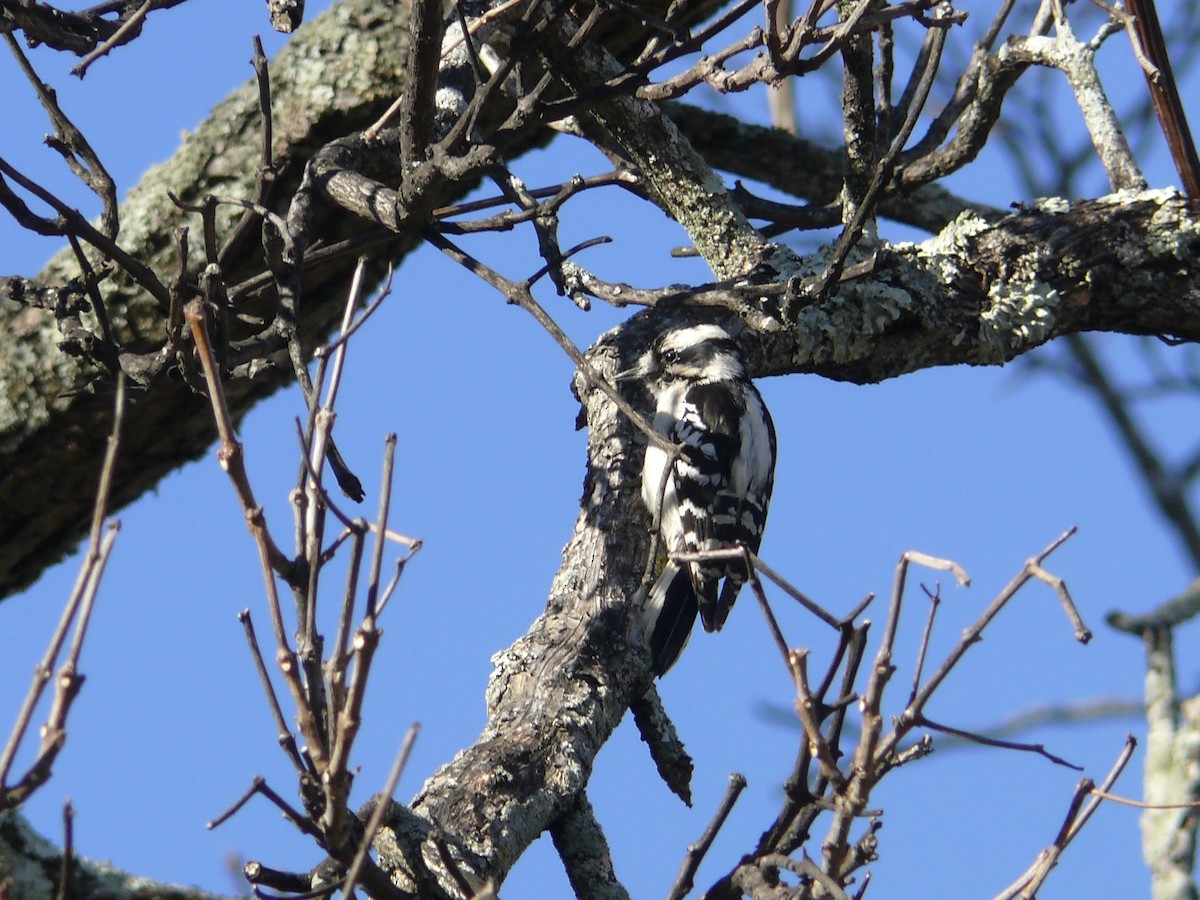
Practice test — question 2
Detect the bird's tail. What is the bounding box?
[642,561,699,676]
[702,555,750,633]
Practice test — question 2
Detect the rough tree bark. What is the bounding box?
[2,0,1200,897]
[0,0,420,599]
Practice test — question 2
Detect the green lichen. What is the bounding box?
[917,209,994,291]
[1144,194,1200,263]
[788,246,918,366]
[1032,196,1071,215]
[977,280,1059,363]
[924,209,993,257]
[1095,186,1178,207]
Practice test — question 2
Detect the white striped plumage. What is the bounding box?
[635,324,776,676]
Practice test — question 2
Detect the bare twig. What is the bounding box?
[218,35,279,268]
[185,299,291,577]
[908,582,942,702]
[325,438,396,793]
[0,155,167,308]
[791,650,847,786]
[56,799,74,900]
[314,265,394,362]
[1,0,187,55]
[185,298,334,782]
[993,735,1137,899]
[207,775,320,838]
[71,0,154,77]
[666,773,747,900]
[425,232,670,453]
[917,715,1082,769]
[364,435,397,621]
[396,0,446,164]
[1028,559,1091,643]
[672,546,843,630]
[237,609,308,776]
[4,32,118,237]
[889,530,1077,745]
[746,565,798,677]
[1,376,125,807]
[372,538,421,620]
[341,722,421,896]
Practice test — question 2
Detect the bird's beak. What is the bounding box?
[614,350,652,383]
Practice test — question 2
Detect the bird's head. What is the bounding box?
[628,323,746,385]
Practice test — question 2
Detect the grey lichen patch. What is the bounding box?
[1087,188,1200,270]
[1032,196,1071,215]
[672,185,774,280]
[860,279,917,327]
[279,50,340,111]
[0,306,84,449]
[1095,186,1179,207]
[912,209,1062,363]
[0,813,55,898]
[273,0,401,113]
[976,279,1059,363]
[924,208,993,257]
[789,246,918,366]
[916,208,994,288]
[1144,195,1200,264]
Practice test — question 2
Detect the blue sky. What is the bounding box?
[2,2,1199,897]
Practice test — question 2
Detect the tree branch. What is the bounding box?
[0,0,746,605]
[0,808,228,900]
[0,0,419,600]
[549,793,631,900]
[746,190,1200,382]
[1136,626,1200,900]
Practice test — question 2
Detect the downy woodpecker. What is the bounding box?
[633,323,776,676]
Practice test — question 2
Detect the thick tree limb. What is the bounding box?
[370,314,663,895]
[0,0,191,56]
[666,103,1003,235]
[749,190,1200,383]
[4,125,1199,605]
[0,0,421,600]
[1110,578,1200,635]
[0,808,229,900]
[0,0,745,604]
[549,792,631,900]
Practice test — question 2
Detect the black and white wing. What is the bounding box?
[641,376,776,675]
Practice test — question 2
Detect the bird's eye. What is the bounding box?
[660,348,680,365]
